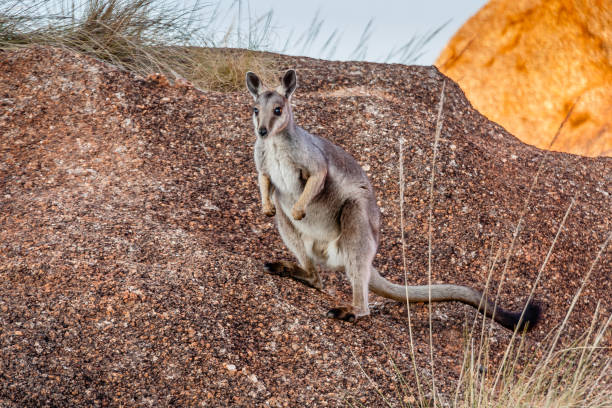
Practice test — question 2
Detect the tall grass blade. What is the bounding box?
[426,79,446,406]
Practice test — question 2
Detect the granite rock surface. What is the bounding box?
[0,46,610,406]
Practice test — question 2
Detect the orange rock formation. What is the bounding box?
[436,0,612,157]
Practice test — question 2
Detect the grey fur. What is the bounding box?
[246,70,541,330]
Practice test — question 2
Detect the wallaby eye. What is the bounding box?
[273,107,282,116]
[253,107,259,115]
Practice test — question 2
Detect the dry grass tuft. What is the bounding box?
[453,307,611,408]
[176,47,279,92]
[0,0,278,91]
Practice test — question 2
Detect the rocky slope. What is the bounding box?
[0,46,610,406]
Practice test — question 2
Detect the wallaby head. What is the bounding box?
[246,70,297,138]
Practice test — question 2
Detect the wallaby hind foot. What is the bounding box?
[326,307,356,323]
[264,261,323,290]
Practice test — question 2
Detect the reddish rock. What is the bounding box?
[437,0,612,157]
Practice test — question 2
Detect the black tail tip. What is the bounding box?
[497,301,542,332]
[518,301,542,332]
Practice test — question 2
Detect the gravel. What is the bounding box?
[0,46,610,407]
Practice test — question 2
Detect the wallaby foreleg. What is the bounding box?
[291,169,326,220]
[258,173,275,216]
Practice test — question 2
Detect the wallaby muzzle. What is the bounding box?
[258,127,268,137]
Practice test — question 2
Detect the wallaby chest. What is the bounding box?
[257,139,303,198]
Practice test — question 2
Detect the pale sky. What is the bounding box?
[211,0,488,65]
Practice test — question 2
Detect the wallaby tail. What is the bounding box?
[369,268,541,332]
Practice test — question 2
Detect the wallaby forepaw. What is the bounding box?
[291,206,305,220]
[262,204,276,217]
[327,307,356,323]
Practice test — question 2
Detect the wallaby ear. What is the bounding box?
[246,71,263,99]
[281,69,297,99]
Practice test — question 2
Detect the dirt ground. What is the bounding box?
[0,46,610,406]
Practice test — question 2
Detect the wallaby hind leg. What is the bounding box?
[326,262,370,322]
[264,205,322,290]
[327,200,376,322]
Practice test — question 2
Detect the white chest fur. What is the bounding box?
[262,141,302,197]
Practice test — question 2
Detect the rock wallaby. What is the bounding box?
[246,69,540,331]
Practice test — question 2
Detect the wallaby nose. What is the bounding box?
[258,127,268,137]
